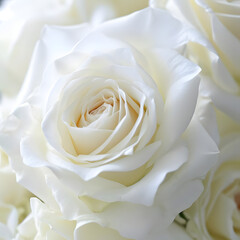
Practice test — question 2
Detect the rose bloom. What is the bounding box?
[0,7,219,239]
[151,0,240,123]
[0,149,32,239]
[0,0,148,97]
[183,129,240,240]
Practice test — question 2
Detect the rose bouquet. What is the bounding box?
[0,0,239,239]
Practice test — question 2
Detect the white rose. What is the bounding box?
[0,8,219,239]
[151,0,240,122]
[0,0,148,97]
[151,0,240,80]
[0,149,32,240]
[183,131,240,240]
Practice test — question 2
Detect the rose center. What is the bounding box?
[89,103,107,115]
[76,93,119,129]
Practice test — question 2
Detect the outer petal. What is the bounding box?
[97,7,189,50]
[155,97,219,220]
[150,223,193,240]
[0,104,57,208]
[17,24,91,104]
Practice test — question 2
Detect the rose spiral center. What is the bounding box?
[77,96,117,128]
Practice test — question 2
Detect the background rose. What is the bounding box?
[0,149,32,240]
[0,0,148,97]
[151,0,240,81]
[182,130,240,240]
[176,110,240,239]
[151,0,240,123]
[0,8,219,239]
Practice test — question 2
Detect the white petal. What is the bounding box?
[76,222,127,240]
[97,7,188,50]
[17,24,91,104]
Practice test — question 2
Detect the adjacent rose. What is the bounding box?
[182,129,240,240]
[0,8,219,239]
[0,0,148,97]
[0,149,32,240]
[151,0,240,81]
[151,0,240,122]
